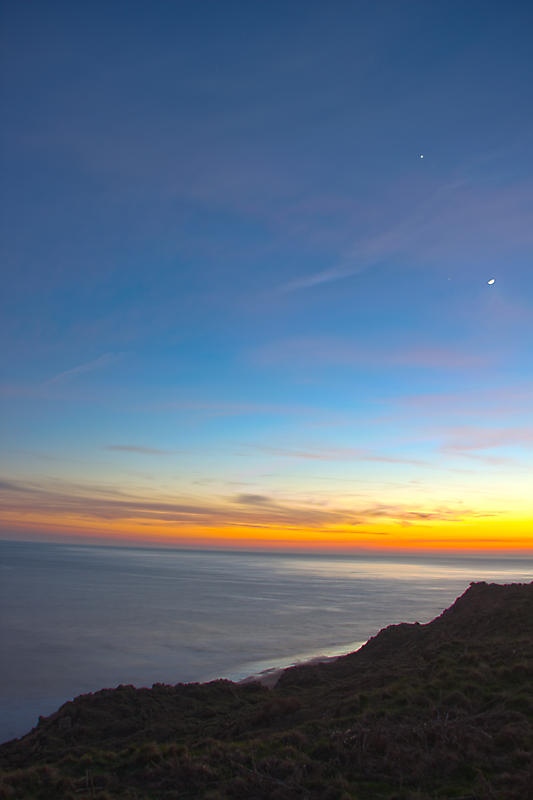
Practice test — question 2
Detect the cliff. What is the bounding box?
[1,581,532,799]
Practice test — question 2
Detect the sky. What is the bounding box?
[1,0,532,552]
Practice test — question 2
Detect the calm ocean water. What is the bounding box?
[1,539,532,743]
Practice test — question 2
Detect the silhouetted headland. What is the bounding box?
[1,581,532,799]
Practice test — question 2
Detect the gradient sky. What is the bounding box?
[1,0,532,551]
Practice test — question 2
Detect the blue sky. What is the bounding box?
[1,0,532,549]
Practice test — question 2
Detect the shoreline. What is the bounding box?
[228,639,366,689]
[237,652,343,688]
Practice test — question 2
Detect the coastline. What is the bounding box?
[238,653,342,688]
[228,639,366,688]
[3,542,532,747]
[2,583,531,800]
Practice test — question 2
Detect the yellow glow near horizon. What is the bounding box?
[2,507,532,553]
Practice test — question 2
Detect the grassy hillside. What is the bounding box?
[1,581,532,799]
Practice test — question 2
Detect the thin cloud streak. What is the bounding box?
[105,445,176,455]
[278,180,456,292]
[399,385,533,416]
[441,426,533,452]
[43,353,119,386]
[278,174,533,293]
[0,477,493,531]
[245,444,427,466]
[158,401,317,417]
[233,493,276,506]
[0,479,33,492]
[254,337,492,370]
[451,452,524,467]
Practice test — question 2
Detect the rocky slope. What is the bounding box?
[1,581,532,799]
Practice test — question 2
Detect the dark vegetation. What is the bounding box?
[1,582,532,799]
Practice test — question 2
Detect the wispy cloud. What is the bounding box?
[0,479,33,492]
[43,353,119,386]
[0,476,492,532]
[450,452,523,467]
[281,263,369,293]
[232,493,276,506]
[278,174,533,293]
[278,183,447,292]
[399,385,533,418]
[158,401,312,417]
[357,503,493,524]
[424,424,533,468]
[254,337,491,370]
[247,444,428,466]
[441,426,533,452]
[105,444,176,455]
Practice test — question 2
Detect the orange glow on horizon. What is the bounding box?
[2,507,532,553]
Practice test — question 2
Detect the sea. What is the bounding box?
[1,539,532,744]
